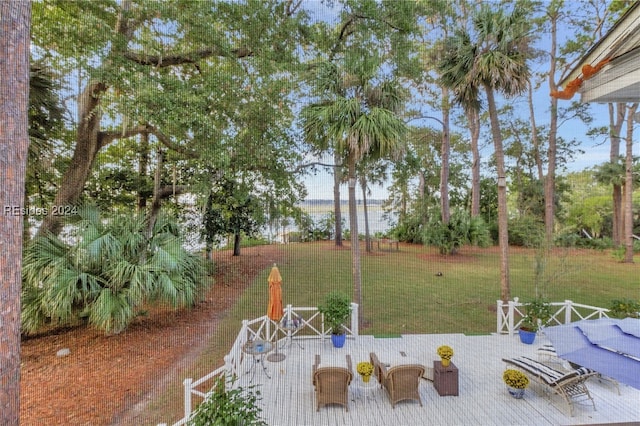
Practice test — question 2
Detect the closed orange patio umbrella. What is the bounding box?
[267,264,285,362]
[267,264,283,322]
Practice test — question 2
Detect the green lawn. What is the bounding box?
[146,242,638,423]
[231,242,637,336]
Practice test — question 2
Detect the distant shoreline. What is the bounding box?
[298,200,384,214]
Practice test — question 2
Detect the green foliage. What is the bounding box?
[521,298,552,332]
[318,291,352,335]
[26,62,67,226]
[423,210,491,255]
[391,214,425,244]
[508,216,544,247]
[201,176,265,251]
[22,206,207,335]
[555,233,613,250]
[608,298,640,319]
[188,376,266,426]
[611,246,626,262]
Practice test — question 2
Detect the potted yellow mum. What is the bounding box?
[437,345,454,367]
[503,369,529,399]
[357,361,374,383]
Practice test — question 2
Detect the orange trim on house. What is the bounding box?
[550,58,611,99]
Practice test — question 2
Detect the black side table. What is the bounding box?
[433,360,459,396]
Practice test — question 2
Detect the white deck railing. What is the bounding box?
[496,298,611,335]
[161,303,359,426]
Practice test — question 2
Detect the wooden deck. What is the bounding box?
[235,333,640,426]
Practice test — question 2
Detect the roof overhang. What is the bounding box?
[560,3,640,104]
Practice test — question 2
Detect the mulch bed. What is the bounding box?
[20,245,285,426]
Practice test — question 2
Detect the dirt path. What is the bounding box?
[20,245,285,426]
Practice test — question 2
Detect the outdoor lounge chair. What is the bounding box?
[312,354,353,411]
[370,352,425,408]
[503,355,598,416]
[537,344,621,395]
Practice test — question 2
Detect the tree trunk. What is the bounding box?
[609,103,625,246]
[529,82,543,181]
[361,177,372,252]
[137,131,150,211]
[440,86,451,223]
[485,86,510,302]
[146,147,164,238]
[233,232,241,256]
[145,147,186,239]
[347,156,363,327]
[623,104,637,263]
[0,2,30,423]
[333,152,343,246]
[466,108,481,217]
[545,18,559,245]
[37,81,106,237]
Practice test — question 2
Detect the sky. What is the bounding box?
[299,2,623,201]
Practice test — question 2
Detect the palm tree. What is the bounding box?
[301,60,407,326]
[22,206,206,335]
[438,3,532,302]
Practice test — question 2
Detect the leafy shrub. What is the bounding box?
[22,206,206,335]
[423,210,490,255]
[188,376,266,426]
[611,246,625,261]
[608,298,640,318]
[555,233,613,250]
[318,291,352,335]
[390,214,424,244]
[508,216,544,247]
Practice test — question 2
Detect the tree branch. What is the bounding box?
[147,126,200,159]
[97,125,149,149]
[156,185,188,200]
[123,46,252,67]
[296,161,337,170]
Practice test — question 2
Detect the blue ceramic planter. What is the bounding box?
[331,333,346,348]
[508,386,525,399]
[518,329,536,344]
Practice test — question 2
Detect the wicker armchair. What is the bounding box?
[312,354,353,411]
[370,352,425,408]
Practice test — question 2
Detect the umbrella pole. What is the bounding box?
[267,323,286,362]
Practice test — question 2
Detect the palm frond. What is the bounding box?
[89,288,134,335]
[21,284,49,333]
[22,235,72,286]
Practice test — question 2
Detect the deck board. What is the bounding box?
[233,333,640,425]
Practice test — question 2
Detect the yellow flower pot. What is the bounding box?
[362,374,371,383]
[441,358,450,367]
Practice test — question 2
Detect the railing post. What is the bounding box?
[496,300,504,333]
[508,298,518,336]
[224,355,233,387]
[183,378,193,422]
[241,319,249,339]
[266,316,272,341]
[564,300,573,324]
[350,303,359,336]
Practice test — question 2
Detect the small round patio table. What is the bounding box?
[242,340,273,381]
[279,318,305,350]
[353,375,378,406]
